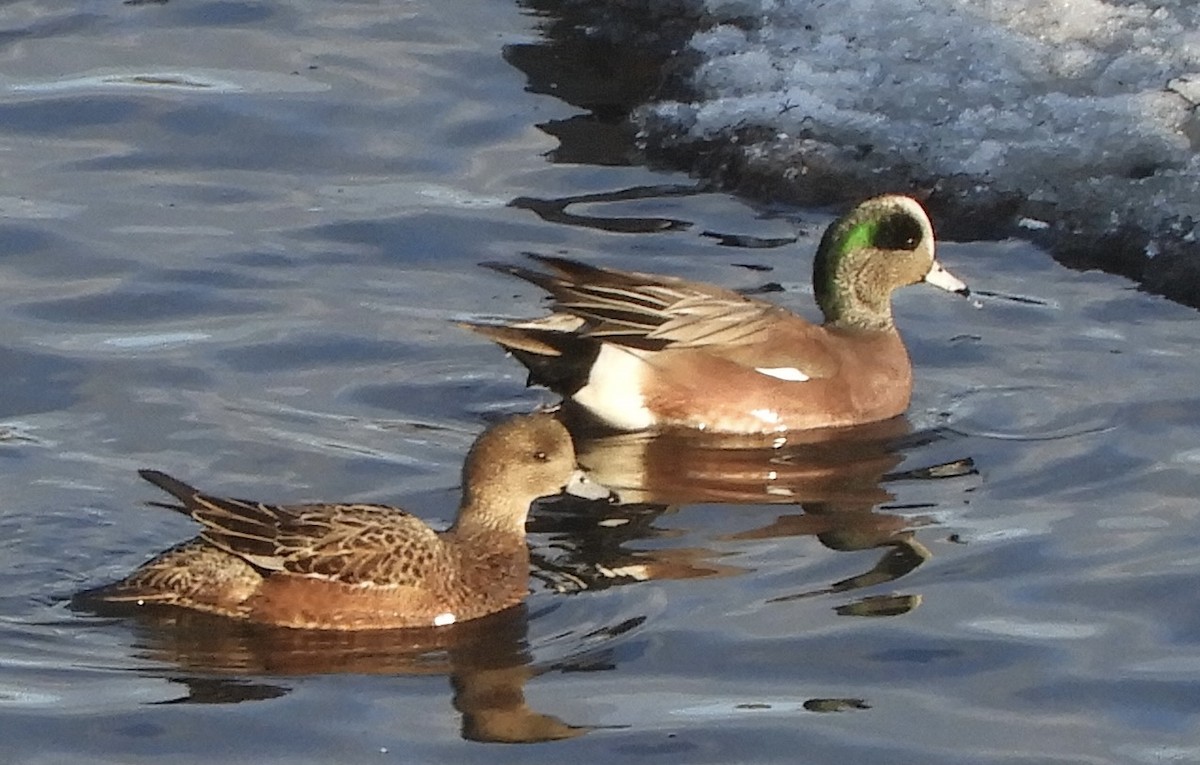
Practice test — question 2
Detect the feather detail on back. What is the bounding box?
[479,254,779,351]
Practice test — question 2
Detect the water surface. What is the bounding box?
[2,2,1199,763]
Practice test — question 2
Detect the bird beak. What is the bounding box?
[563,468,615,502]
[924,260,970,297]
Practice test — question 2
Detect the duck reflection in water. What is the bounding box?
[535,412,974,615]
[80,602,595,743]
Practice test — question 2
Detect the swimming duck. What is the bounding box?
[82,413,585,630]
[463,194,968,433]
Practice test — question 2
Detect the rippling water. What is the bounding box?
[3,2,1200,763]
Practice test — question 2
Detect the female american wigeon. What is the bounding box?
[463,195,969,434]
[82,413,587,630]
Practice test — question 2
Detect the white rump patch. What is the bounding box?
[574,344,655,430]
[755,366,810,382]
[433,612,457,627]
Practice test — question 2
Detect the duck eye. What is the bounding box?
[533,451,549,462]
[876,213,922,251]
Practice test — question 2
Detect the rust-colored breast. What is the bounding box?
[641,326,912,432]
[246,576,450,630]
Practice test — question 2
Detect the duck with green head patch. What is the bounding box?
[463,195,969,434]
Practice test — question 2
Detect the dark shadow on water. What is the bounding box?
[504,0,686,168]
[510,185,700,234]
[0,347,85,417]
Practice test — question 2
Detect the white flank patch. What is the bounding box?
[573,344,655,430]
[750,408,782,425]
[433,612,456,627]
[755,366,810,382]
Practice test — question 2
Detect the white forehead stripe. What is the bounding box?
[433,612,456,627]
[755,366,810,382]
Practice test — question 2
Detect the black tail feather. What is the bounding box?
[479,260,563,295]
[138,469,200,514]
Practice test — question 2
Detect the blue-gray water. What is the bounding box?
[2,2,1199,763]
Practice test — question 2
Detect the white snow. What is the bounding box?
[634,0,1200,246]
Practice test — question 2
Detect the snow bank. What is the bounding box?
[594,0,1200,303]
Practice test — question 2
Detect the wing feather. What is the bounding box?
[189,497,440,586]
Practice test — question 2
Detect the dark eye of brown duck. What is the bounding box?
[875,213,922,251]
[532,451,549,462]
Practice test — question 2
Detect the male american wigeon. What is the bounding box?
[463,195,969,434]
[81,413,588,630]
